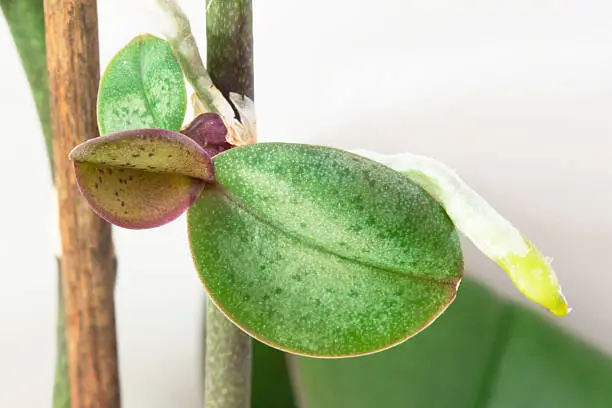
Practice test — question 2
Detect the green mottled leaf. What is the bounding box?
[188,143,463,357]
[70,128,213,229]
[97,34,186,135]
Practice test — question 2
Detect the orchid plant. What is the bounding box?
[66,1,568,362]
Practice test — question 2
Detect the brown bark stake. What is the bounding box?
[43,1,120,407]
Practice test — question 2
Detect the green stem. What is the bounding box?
[204,306,253,408]
[206,0,254,100]
[204,1,254,407]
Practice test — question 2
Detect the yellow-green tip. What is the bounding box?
[496,238,569,316]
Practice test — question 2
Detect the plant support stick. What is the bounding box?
[44,1,120,407]
[204,1,254,407]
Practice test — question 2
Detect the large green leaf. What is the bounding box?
[97,34,186,134]
[292,278,612,408]
[188,143,463,357]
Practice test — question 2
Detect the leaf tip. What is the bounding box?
[497,238,569,317]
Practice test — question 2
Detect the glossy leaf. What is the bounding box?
[188,143,463,357]
[70,128,213,229]
[97,34,186,135]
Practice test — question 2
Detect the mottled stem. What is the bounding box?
[206,0,254,100]
[204,308,253,408]
[204,1,254,408]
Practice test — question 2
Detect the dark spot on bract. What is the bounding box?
[242,294,250,302]
[115,191,119,196]
[348,289,359,298]
[168,154,173,158]
[132,154,140,158]
[148,153,154,157]
[107,169,113,175]
[262,294,271,302]
[274,287,282,295]
[98,176,102,183]
[291,274,303,282]
[300,222,307,228]
[94,183,99,189]
[129,176,133,181]
[121,201,125,207]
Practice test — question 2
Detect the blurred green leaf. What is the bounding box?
[483,307,612,408]
[1,0,52,168]
[292,279,612,408]
[97,34,186,135]
[52,263,70,408]
[253,341,297,408]
[188,143,463,357]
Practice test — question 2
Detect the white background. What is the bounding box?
[1,0,611,406]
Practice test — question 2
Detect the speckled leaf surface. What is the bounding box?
[188,143,463,356]
[97,34,186,135]
[70,129,213,229]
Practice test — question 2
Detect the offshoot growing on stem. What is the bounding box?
[69,2,568,358]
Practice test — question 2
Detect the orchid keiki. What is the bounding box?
[69,0,567,358]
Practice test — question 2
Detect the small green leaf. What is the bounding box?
[188,143,463,357]
[97,34,186,135]
[70,128,213,229]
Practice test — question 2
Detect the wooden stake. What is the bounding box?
[43,1,120,407]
